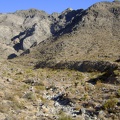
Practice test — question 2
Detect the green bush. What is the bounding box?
[103,98,118,111]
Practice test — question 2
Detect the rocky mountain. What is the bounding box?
[15,1,120,69]
[1,1,119,62]
[0,7,81,59]
[0,1,120,120]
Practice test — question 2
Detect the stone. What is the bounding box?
[98,110,106,120]
[0,113,7,120]
[80,108,86,114]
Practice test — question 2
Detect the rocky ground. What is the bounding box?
[0,60,120,120]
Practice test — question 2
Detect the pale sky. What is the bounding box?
[0,0,113,14]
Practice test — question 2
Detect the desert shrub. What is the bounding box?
[74,81,79,88]
[113,70,120,76]
[24,92,36,101]
[58,111,73,120]
[103,98,118,112]
[82,94,89,101]
[11,100,25,110]
[116,89,120,98]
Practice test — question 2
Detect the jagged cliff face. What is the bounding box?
[0,8,81,59]
[0,9,52,59]
[0,1,120,62]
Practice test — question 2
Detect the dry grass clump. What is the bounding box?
[58,110,73,120]
[23,92,36,101]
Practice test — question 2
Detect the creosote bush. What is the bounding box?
[103,98,118,112]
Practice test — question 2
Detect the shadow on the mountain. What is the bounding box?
[34,60,118,73]
[87,71,117,85]
[13,43,21,52]
[20,49,30,56]
[7,53,17,59]
[52,93,71,106]
[11,24,36,51]
[115,59,120,62]
[51,9,86,37]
